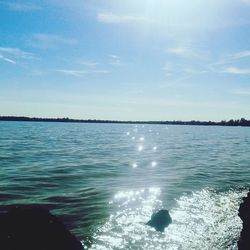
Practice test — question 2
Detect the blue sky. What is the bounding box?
[1,0,250,121]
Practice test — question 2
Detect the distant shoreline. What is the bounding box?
[1,116,250,127]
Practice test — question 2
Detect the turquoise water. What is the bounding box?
[0,122,250,249]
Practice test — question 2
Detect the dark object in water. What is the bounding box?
[0,205,83,250]
[238,190,250,250]
[146,209,172,232]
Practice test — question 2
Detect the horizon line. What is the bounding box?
[0,116,250,127]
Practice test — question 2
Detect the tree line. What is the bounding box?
[0,116,250,126]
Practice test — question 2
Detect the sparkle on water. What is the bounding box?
[151,161,157,167]
[86,188,247,250]
[132,163,138,168]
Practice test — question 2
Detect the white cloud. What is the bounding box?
[166,47,192,57]
[109,54,122,66]
[28,33,78,49]
[229,89,250,95]
[57,70,87,77]
[232,50,250,59]
[78,60,99,67]
[162,63,174,76]
[209,50,250,74]
[165,45,209,60]
[0,1,42,11]
[212,50,250,67]
[57,69,109,77]
[223,66,250,75]
[0,47,34,59]
[0,55,16,64]
[162,62,208,80]
[97,12,151,24]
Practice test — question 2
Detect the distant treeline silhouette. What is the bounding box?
[0,116,250,126]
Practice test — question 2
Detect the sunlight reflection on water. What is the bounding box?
[89,187,162,250]
[132,163,138,168]
[86,188,247,250]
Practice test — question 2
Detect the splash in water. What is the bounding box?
[84,188,247,250]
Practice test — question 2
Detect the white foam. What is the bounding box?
[85,188,247,250]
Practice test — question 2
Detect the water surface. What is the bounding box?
[0,122,249,249]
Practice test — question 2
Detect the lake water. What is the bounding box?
[0,121,250,249]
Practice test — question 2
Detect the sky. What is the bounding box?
[1,0,250,121]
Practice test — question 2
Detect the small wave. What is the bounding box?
[84,188,248,250]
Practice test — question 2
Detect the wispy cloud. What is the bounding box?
[0,55,16,64]
[174,69,208,83]
[162,62,208,81]
[78,60,99,67]
[215,50,250,66]
[165,45,209,60]
[28,33,77,49]
[166,46,193,57]
[0,1,42,11]
[223,66,250,75]
[231,50,250,59]
[229,89,250,95]
[57,70,85,77]
[0,47,34,59]
[109,54,122,66]
[165,46,250,79]
[162,63,175,76]
[97,12,151,24]
[57,69,109,77]
[0,47,35,65]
